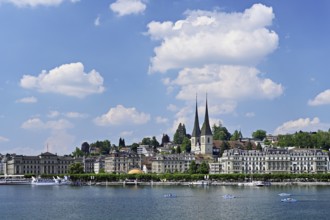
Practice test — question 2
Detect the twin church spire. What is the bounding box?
[191,95,213,154]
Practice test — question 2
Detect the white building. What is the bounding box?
[151,154,195,174]
[220,148,329,174]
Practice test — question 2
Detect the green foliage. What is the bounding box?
[90,140,111,155]
[161,134,170,146]
[173,123,187,144]
[141,137,151,146]
[176,146,181,154]
[220,141,230,156]
[118,138,125,147]
[151,136,160,147]
[188,161,198,174]
[212,124,231,140]
[72,147,84,157]
[246,141,253,150]
[130,143,139,153]
[277,130,330,149]
[252,129,267,140]
[197,161,209,174]
[181,136,191,153]
[230,130,242,141]
[68,162,84,174]
[256,142,262,151]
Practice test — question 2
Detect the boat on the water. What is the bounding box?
[223,194,235,199]
[278,193,291,197]
[189,180,210,186]
[164,193,177,198]
[238,181,270,187]
[281,198,297,203]
[31,176,70,186]
[0,175,31,185]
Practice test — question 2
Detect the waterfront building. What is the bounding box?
[209,162,222,174]
[4,152,74,175]
[191,97,213,155]
[219,148,329,174]
[94,156,105,174]
[104,152,141,174]
[151,154,195,174]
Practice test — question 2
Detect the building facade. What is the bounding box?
[191,97,213,155]
[4,152,74,175]
[104,152,141,174]
[219,148,329,174]
[151,154,195,174]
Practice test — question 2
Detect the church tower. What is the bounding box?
[191,97,201,153]
[200,97,213,154]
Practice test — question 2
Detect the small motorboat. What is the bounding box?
[278,193,291,197]
[281,198,297,203]
[164,193,177,198]
[222,194,235,199]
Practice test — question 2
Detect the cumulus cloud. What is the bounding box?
[20,62,105,98]
[0,136,9,142]
[0,0,78,7]
[155,116,168,124]
[308,89,330,106]
[170,65,283,101]
[16,96,38,104]
[94,15,101,26]
[274,117,329,135]
[147,4,278,73]
[21,118,73,130]
[94,105,150,126]
[110,0,146,16]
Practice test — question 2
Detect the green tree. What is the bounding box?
[72,147,84,157]
[246,141,253,150]
[256,142,262,151]
[141,137,151,146]
[150,136,160,147]
[176,146,182,154]
[231,130,243,141]
[81,142,90,154]
[68,162,84,174]
[130,143,139,153]
[213,124,231,140]
[197,161,209,174]
[100,140,111,155]
[252,130,267,140]
[173,123,186,144]
[161,134,170,146]
[118,138,125,147]
[181,136,191,153]
[220,141,230,157]
[188,161,198,174]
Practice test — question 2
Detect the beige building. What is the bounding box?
[4,152,74,175]
[151,154,195,174]
[104,152,141,174]
[219,148,329,174]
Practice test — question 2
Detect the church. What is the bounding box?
[191,97,213,155]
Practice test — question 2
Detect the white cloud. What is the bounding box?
[94,105,150,126]
[245,112,255,118]
[308,89,330,106]
[274,117,329,135]
[171,65,283,101]
[44,130,75,155]
[16,96,38,104]
[155,116,168,124]
[20,62,105,98]
[147,4,278,73]
[110,0,146,16]
[47,111,60,118]
[21,118,73,130]
[120,131,133,137]
[0,0,78,7]
[94,15,101,26]
[64,112,88,119]
[167,104,178,112]
[0,136,9,142]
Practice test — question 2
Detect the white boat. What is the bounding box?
[190,180,210,186]
[0,175,31,185]
[223,194,235,199]
[164,193,177,198]
[281,198,297,203]
[238,181,270,187]
[278,193,291,197]
[31,176,71,186]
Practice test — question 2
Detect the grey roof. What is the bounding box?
[201,99,212,136]
[191,100,201,137]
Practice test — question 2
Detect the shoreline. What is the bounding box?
[86,181,330,186]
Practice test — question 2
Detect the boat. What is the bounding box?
[31,176,70,186]
[238,181,269,187]
[281,198,297,203]
[0,175,31,185]
[190,180,210,186]
[223,194,235,199]
[278,193,291,197]
[164,193,177,198]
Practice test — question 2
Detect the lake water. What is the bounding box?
[1,184,329,220]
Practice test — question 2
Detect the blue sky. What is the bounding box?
[1,0,330,155]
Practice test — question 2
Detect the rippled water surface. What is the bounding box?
[1,184,329,220]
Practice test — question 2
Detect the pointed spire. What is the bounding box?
[201,94,212,136]
[191,94,201,137]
